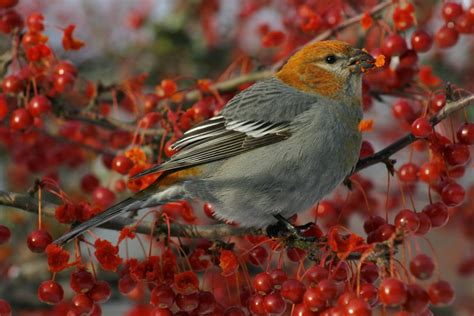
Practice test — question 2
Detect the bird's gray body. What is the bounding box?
[182,78,363,227]
[54,75,364,245]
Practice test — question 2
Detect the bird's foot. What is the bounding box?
[266,215,316,242]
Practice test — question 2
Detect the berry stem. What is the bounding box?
[37,186,42,230]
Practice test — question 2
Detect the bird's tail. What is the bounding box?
[53,185,185,245]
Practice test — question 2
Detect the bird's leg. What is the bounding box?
[266,214,316,242]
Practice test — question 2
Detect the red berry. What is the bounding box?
[263,292,286,315]
[247,245,268,266]
[338,291,357,306]
[90,304,102,316]
[363,215,385,234]
[313,200,336,218]
[118,274,136,294]
[444,143,470,166]
[81,173,100,193]
[176,293,199,312]
[150,285,175,309]
[435,25,459,48]
[403,284,429,313]
[392,99,416,122]
[422,202,449,228]
[286,247,306,262]
[54,60,78,78]
[369,223,395,243]
[456,13,474,33]
[70,293,94,315]
[248,294,266,315]
[359,283,378,307]
[315,279,338,300]
[415,212,432,235]
[379,278,408,306]
[26,12,44,31]
[38,280,64,305]
[418,162,441,183]
[164,139,177,157]
[88,280,112,303]
[143,93,160,112]
[0,9,23,34]
[53,73,75,93]
[27,229,52,253]
[344,297,371,316]
[9,108,33,131]
[411,117,432,138]
[428,280,455,305]
[303,287,326,312]
[381,34,407,57]
[0,225,11,244]
[442,2,464,21]
[456,123,474,145]
[160,79,178,97]
[253,272,273,294]
[203,202,215,219]
[224,306,246,316]
[112,155,134,174]
[305,266,329,284]
[411,30,433,52]
[92,186,116,208]
[0,299,11,316]
[359,140,374,159]
[468,5,474,22]
[398,163,418,183]
[360,262,379,283]
[70,268,95,293]
[395,209,420,233]
[269,269,287,289]
[0,95,9,120]
[331,262,349,281]
[196,291,215,314]
[27,95,52,117]
[410,254,435,280]
[398,49,418,69]
[291,303,318,316]
[0,0,18,8]
[441,182,465,206]
[281,279,306,304]
[430,94,446,113]
[1,75,23,94]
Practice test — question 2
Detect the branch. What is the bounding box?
[0,191,259,239]
[1,94,472,239]
[62,111,165,136]
[354,93,474,173]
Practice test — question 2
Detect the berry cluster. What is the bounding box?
[0,1,473,315]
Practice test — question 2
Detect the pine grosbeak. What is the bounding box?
[54,40,375,245]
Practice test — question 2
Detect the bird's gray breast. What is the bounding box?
[187,99,362,227]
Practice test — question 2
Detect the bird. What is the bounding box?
[53,40,375,245]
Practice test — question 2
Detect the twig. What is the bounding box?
[62,111,165,136]
[35,128,117,156]
[0,191,259,239]
[0,94,472,239]
[354,94,474,172]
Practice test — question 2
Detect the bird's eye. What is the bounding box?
[325,55,337,64]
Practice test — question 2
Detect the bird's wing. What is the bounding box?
[133,78,317,178]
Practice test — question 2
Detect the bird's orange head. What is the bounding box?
[275,40,375,101]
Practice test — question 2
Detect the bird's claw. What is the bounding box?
[343,177,353,190]
[266,215,316,242]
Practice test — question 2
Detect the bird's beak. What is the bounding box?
[348,49,375,73]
